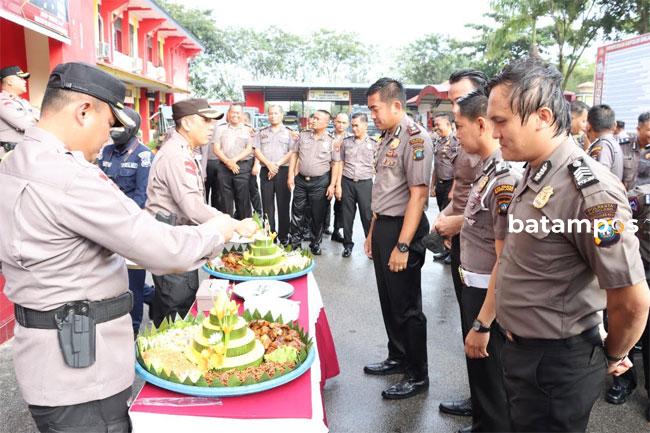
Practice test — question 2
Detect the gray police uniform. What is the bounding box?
[433,134,459,211]
[496,137,645,432]
[637,143,650,186]
[254,125,296,243]
[588,133,624,181]
[289,130,340,250]
[459,149,519,432]
[0,89,38,159]
[371,115,433,380]
[340,134,377,249]
[619,135,640,190]
[214,123,254,219]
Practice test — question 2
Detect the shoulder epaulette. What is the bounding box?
[495,160,511,175]
[531,160,552,183]
[482,159,496,175]
[568,157,599,189]
[407,123,420,136]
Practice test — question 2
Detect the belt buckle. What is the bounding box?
[305,176,311,181]
[458,266,465,285]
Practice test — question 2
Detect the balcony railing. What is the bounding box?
[146,61,166,82]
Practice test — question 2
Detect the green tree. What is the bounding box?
[397,34,471,84]
[304,29,372,82]
[563,61,595,92]
[600,0,650,36]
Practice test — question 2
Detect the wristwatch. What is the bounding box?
[396,242,409,253]
[472,319,490,333]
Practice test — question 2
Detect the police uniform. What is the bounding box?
[587,133,624,181]
[145,127,222,326]
[433,134,459,211]
[340,134,377,250]
[370,115,433,385]
[205,122,226,208]
[618,135,639,190]
[254,124,296,243]
[637,142,650,186]
[214,123,254,219]
[289,130,340,251]
[0,63,224,431]
[0,67,39,159]
[496,137,645,432]
[98,113,153,334]
[325,131,346,237]
[459,149,519,432]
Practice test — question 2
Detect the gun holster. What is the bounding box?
[155,211,177,226]
[55,302,96,368]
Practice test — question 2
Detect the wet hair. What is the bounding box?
[433,111,454,124]
[41,87,99,117]
[449,69,488,92]
[457,89,488,121]
[366,77,406,107]
[639,112,650,125]
[570,100,589,116]
[351,112,368,123]
[487,56,570,137]
[587,104,616,132]
[616,120,625,129]
[315,109,331,119]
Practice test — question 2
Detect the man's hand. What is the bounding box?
[229,162,240,174]
[435,213,457,237]
[267,162,279,176]
[287,175,295,191]
[234,218,259,238]
[607,356,633,376]
[326,184,336,200]
[335,185,342,201]
[465,329,490,359]
[207,213,234,243]
[388,247,408,272]
[364,234,373,259]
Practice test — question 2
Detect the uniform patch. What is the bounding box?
[382,157,397,167]
[389,138,400,149]
[413,148,424,161]
[533,185,554,209]
[476,175,489,192]
[584,203,617,220]
[494,184,515,195]
[589,145,603,159]
[594,219,623,247]
[629,196,639,213]
[645,153,650,160]
[568,158,599,189]
[482,159,496,174]
[184,160,197,175]
[497,201,510,215]
[407,124,420,136]
[495,161,510,175]
[532,160,551,183]
[494,184,515,214]
[139,151,152,168]
[386,149,397,157]
[409,137,424,147]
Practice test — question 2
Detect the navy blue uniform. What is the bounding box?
[98,137,153,334]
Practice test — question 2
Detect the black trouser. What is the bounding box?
[341,176,372,249]
[260,166,291,243]
[324,198,343,232]
[128,268,146,335]
[205,159,220,208]
[290,173,330,249]
[435,178,453,211]
[372,214,429,379]
[29,387,132,433]
[216,159,253,219]
[151,269,199,327]
[461,285,510,432]
[501,326,606,432]
[450,234,465,336]
[249,171,262,216]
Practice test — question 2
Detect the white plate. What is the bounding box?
[232,280,295,299]
[244,295,300,322]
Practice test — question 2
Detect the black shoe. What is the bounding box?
[443,254,452,265]
[363,359,405,376]
[605,382,636,404]
[331,230,344,243]
[324,227,333,235]
[310,245,322,255]
[381,376,429,400]
[342,247,352,257]
[439,397,472,416]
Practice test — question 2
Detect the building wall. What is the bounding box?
[24,29,50,107]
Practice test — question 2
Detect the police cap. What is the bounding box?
[46,62,135,128]
[172,98,223,121]
[0,66,30,80]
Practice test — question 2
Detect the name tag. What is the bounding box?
[102,161,112,167]
[121,162,138,169]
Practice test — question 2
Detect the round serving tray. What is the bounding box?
[135,346,315,397]
[202,261,314,282]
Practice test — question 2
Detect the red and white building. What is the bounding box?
[0,0,203,344]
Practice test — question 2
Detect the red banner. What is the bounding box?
[1,0,70,38]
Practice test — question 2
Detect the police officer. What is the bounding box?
[205,119,226,208]
[436,69,487,419]
[0,62,238,432]
[212,104,255,219]
[145,99,257,326]
[473,56,650,432]
[254,105,296,245]
[571,100,590,150]
[362,78,433,400]
[618,129,640,191]
[337,112,377,257]
[587,104,624,181]
[243,111,263,216]
[97,107,152,335]
[325,112,348,241]
[432,112,459,212]
[288,110,341,255]
[455,90,519,433]
[0,66,39,159]
[635,112,650,186]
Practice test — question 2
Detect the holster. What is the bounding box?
[56,302,96,368]
[155,211,177,226]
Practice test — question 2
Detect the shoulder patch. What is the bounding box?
[409,137,425,148]
[412,148,425,161]
[584,203,617,220]
[493,183,515,215]
[482,159,496,175]
[589,144,603,160]
[532,160,551,183]
[495,161,510,175]
[568,158,599,189]
[407,123,420,136]
[139,150,152,168]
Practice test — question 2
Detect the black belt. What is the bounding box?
[437,178,453,184]
[375,214,404,221]
[499,324,601,347]
[298,173,328,182]
[14,292,133,330]
[343,175,372,183]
